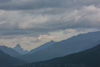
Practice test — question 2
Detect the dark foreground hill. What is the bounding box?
[0,50,26,67]
[17,43,100,67]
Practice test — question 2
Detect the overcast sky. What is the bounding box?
[0,0,100,50]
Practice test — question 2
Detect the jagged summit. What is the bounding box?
[15,44,21,48]
[13,44,28,54]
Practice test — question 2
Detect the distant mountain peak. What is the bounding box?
[49,40,55,43]
[14,44,22,49]
[13,44,28,54]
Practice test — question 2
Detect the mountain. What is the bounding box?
[14,44,28,54]
[17,31,100,63]
[0,50,26,67]
[17,43,100,67]
[29,40,56,54]
[0,46,21,57]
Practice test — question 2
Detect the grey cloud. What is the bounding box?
[30,39,41,43]
[0,0,100,38]
[0,0,62,10]
[0,0,100,10]
[0,0,11,3]
[0,0,100,50]
[0,29,49,37]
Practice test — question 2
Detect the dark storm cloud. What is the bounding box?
[0,0,11,3]
[0,0,100,10]
[0,0,62,10]
[0,29,50,37]
[0,0,100,38]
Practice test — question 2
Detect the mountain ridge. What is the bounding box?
[29,40,56,54]
[0,46,21,57]
[17,31,100,63]
[18,43,100,67]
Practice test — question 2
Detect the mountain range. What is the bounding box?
[1,31,100,67]
[16,43,100,67]
[17,31,100,63]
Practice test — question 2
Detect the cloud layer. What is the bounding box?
[0,0,100,10]
[0,0,100,49]
[0,5,100,36]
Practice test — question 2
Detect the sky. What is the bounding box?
[0,0,100,50]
